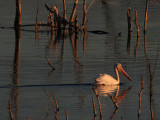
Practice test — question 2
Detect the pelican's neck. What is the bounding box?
[115,67,120,83]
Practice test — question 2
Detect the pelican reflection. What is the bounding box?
[94,85,132,101]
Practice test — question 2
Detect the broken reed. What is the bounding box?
[127,7,132,33]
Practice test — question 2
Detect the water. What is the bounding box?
[0,0,160,119]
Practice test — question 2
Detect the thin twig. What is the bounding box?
[46,56,55,70]
[44,89,56,113]
[9,100,13,120]
[86,0,95,13]
[138,75,144,120]
[53,94,59,111]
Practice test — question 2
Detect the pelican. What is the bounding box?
[95,63,132,85]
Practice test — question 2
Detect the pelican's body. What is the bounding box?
[95,63,132,85]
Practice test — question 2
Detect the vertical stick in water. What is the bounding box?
[63,0,67,19]
[144,0,149,33]
[127,7,132,32]
[35,0,40,33]
[82,0,87,29]
[65,110,68,120]
[149,65,155,120]
[14,0,21,27]
[138,76,144,120]
[69,0,78,29]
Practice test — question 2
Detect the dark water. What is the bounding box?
[0,0,160,119]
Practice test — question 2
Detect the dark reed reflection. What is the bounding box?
[134,34,140,60]
[9,0,21,119]
[9,24,21,120]
[127,31,132,54]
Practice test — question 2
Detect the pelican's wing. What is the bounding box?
[95,74,118,85]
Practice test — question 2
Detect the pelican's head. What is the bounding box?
[115,63,133,82]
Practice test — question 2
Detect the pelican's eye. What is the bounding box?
[117,64,122,68]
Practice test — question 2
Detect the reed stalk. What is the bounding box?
[14,0,21,27]
[35,0,40,33]
[127,7,132,32]
[53,94,59,111]
[149,65,155,120]
[93,87,102,119]
[65,110,68,120]
[69,0,78,29]
[138,75,144,120]
[127,8,132,54]
[9,100,13,120]
[134,11,140,37]
[82,0,87,29]
[44,89,59,120]
[54,6,61,29]
[63,0,67,28]
[45,91,56,113]
[97,96,102,119]
[92,96,97,119]
[75,14,79,33]
[144,0,149,33]
[134,11,140,59]
[144,32,148,57]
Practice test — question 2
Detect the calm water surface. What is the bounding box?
[0,0,160,119]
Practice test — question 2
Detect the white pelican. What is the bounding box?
[95,63,132,85]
